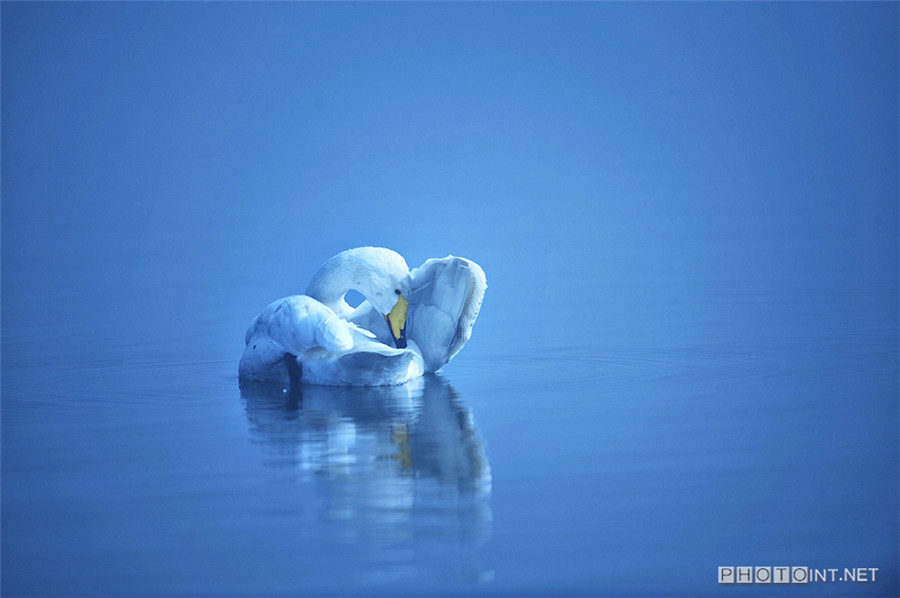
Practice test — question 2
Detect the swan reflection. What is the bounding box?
[240,375,492,549]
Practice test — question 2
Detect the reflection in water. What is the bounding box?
[240,375,492,584]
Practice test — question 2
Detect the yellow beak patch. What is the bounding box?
[384,293,409,348]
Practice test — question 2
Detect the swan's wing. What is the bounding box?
[247,295,355,353]
[299,336,424,386]
[407,256,486,372]
[240,296,356,382]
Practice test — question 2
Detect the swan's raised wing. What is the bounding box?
[240,295,356,381]
[407,256,486,373]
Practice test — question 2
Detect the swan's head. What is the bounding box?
[306,247,411,348]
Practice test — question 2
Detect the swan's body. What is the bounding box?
[239,247,486,386]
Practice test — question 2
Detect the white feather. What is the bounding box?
[239,248,486,386]
[408,256,487,372]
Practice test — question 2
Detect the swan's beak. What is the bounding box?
[385,293,409,349]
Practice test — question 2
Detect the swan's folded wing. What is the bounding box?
[299,336,424,386]
[245,295,354,355]
[407,256,486,372]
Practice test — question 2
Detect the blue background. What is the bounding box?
[2,2,898,596]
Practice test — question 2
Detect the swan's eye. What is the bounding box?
[394,289,401,295]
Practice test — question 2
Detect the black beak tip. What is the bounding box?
[394,336,407,349]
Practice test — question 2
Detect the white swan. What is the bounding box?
[239,247,486,386]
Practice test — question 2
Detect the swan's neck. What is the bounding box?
[305,247,409,318]
[306,254,371,318]
[306,270,355,317]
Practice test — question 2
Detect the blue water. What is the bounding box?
[2,3,898,597]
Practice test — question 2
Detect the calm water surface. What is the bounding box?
[2,246,896,596]
[2,3,898,596]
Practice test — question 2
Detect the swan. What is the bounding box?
[239,247,486,386]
